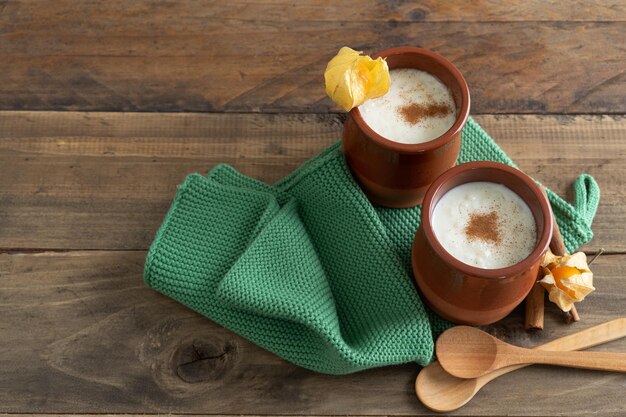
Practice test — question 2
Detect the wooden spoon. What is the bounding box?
[416,318,626,412]
[436,325,626,379]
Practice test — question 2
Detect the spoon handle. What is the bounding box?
[537,317,626,350]
[521,349,626,372]
[479,317,626,382]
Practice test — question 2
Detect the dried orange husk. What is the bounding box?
[324,47,390,112]
[539,249,594,312]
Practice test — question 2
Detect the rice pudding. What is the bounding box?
[358,68,457,144]
[431,181,537,269]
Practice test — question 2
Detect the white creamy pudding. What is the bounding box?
[431,181,537,269]
[358,68,457,144]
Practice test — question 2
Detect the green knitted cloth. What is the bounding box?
[144,117,599,375]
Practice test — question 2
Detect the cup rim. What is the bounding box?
[349,46,470,155]
[420,161,554,278]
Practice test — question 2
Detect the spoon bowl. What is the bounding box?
[415,361,479,411]
[436,326,501,378]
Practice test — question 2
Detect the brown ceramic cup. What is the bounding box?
[412,161,553,325]
[342,46,470,208]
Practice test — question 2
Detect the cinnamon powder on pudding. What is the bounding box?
[399,102,452,125]
[464,211,501,244]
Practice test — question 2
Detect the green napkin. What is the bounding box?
[144,117,599,375]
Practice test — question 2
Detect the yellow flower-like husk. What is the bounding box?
[539,250,594,312]
[324,47,390,111]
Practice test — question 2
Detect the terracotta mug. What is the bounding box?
[342,46,470,208]
[412,161,554,325]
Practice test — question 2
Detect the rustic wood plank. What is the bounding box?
[4,0,625,24]
[0,111,341,250]
[0,250,624,415]
[1,1,624,113]
[0,112,623,252]
[0,414,615,417]
[176,0,626,22]
[2,413,438,417]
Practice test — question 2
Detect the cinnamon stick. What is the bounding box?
[550,218,581,323]
[525,212,572,330]
[550,216,568,257]
[524,191,551,330]
[525,283,546,330]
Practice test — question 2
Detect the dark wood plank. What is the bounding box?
[164,0,626,22]
[0,250,624,415]
[1,1,624,113]
[0,111,340,250]
[0,413,608,417]
[0,112,623,252]
[6,0,623,25]
[2,413,414,417]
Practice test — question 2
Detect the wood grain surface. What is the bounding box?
[0,112,623,252]
[1,1,625,113]
[0,250,624,415]
[1,1,625,416]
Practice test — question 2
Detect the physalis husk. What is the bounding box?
[539,249,594,312]
[324,47,390,112]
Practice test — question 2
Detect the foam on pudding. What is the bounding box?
[358,68,457,144]
[431,181,537,269]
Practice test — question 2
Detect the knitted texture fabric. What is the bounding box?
[144,117,600,375]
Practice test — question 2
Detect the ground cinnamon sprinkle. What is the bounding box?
[399,102,452,125]
[465,211,501,244]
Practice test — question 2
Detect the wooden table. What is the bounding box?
[1,1,625,416]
